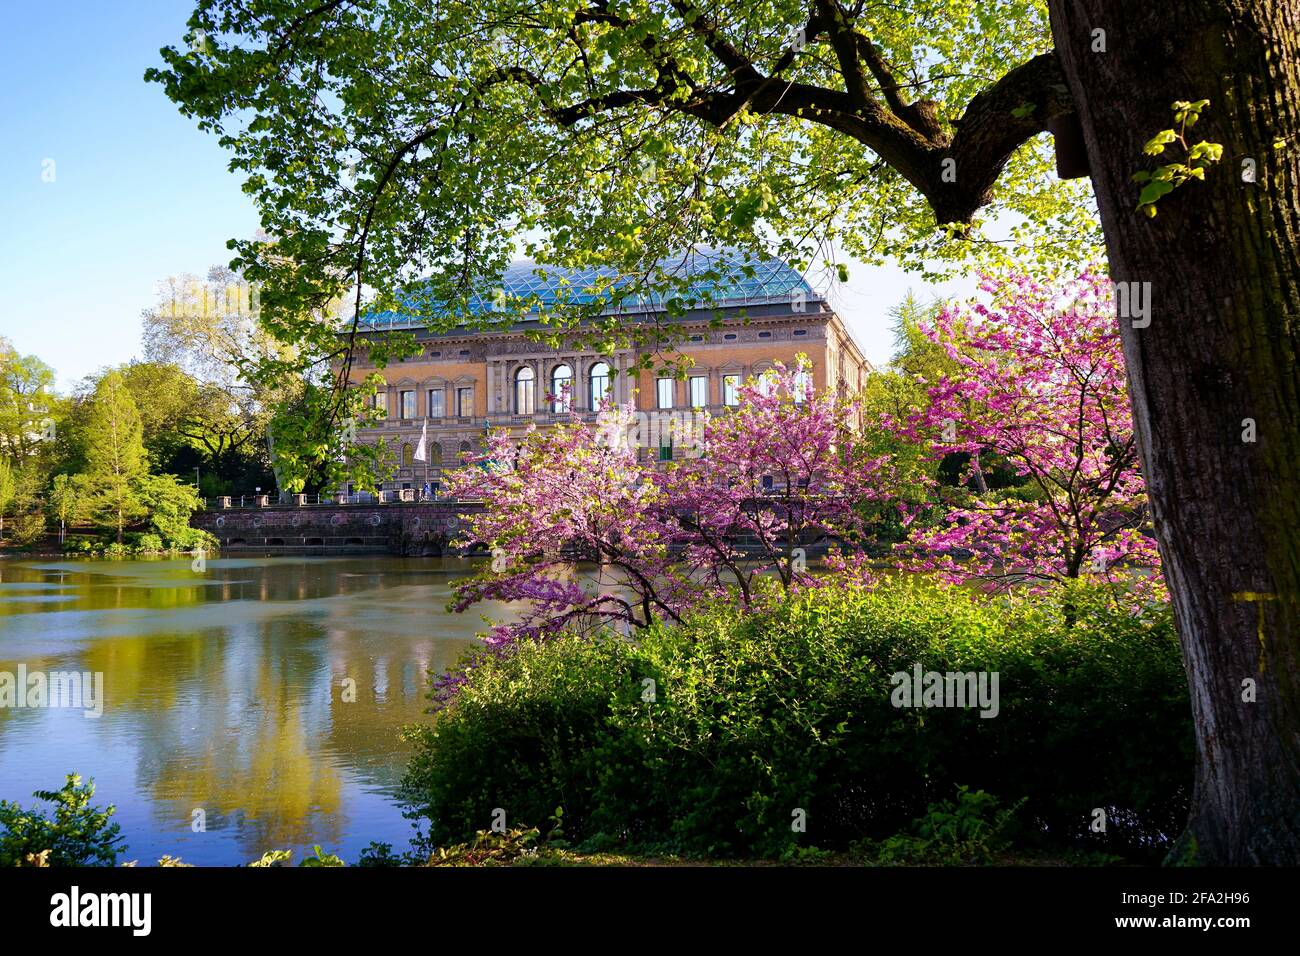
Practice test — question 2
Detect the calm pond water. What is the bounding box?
[0,555,512,865]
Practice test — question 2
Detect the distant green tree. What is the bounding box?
[0,337,58,468]
[134,473,210,550]
[47,473,89,545]
[0,457,14,542]
[83,371,148,544]
[117,362,202,470]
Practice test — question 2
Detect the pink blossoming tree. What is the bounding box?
[889,272,1160,592]
[446,360,881,644]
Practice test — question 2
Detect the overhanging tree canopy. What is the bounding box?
[149,0,1300,864]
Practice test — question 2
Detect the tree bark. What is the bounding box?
[1048,0,1300,863]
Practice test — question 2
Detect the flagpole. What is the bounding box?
[413,417,430,499]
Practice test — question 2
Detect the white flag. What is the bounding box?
[414,420,428,462]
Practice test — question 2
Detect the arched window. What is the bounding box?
[551,364,573,413]
[515,366,536,415]
[401,443,414,467]
[429,443,443,469]
[589,362,611,411]
[458,440,472,463]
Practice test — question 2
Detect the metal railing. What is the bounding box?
[199,490,478,511]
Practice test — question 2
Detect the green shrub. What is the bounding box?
[62,535,98,553]
[247,849,294,867]
[130,532,165,553]
[134,474,211,550]
[356,841,410,867]
[7,509,48,546]
[402,578,1192,860]
[299,845,346,867]
[402,637,638,852]
[856,786,1024,865]
[0,774,125,866]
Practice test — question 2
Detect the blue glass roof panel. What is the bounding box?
[359,249,820,332]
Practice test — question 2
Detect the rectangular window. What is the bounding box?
[793,371,812,404]
[656,377,674,410]
[427,389,445,418]
[456,387,474,417]
[722,374,740,407]
[689,376,708,409]
[399,390,416,419]
[372,392,388,416]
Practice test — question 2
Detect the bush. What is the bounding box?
[62,535,98,553]
[7,508,48,546]
[402,578,1192,860]
[130,532,165,553]
[855,786,1023,865]
[0,774,125,866]
[134,473,211,550]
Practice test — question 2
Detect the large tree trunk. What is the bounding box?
[1048,0,1300,863]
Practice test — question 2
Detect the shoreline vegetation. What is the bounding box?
[4,578,1188,868]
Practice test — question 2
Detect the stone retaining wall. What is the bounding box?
[191,502,486,555]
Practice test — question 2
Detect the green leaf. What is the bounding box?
[1143,130,1177,155]
[1138,180,1174,206]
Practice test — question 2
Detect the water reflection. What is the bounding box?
[0,556,505,865]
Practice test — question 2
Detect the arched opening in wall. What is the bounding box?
[515,365,536,414]
[304,537,324,546]
[267,537,285,546]
[551,364,572,413]
[344,536,364,546]
[402,443,415,467]
[589,362,611,410]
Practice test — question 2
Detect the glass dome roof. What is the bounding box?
[360,249,820,332]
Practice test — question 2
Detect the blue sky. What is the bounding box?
[0,0,968,390]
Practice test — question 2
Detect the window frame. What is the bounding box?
[689,376,708,409]
[515,365,536,415]
[551,364,573,413]
[722,374,740,407]
[589,362,611,411]
[792,370,812,404]
[656,377,674,410]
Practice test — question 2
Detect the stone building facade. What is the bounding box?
[338,254,871,494]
